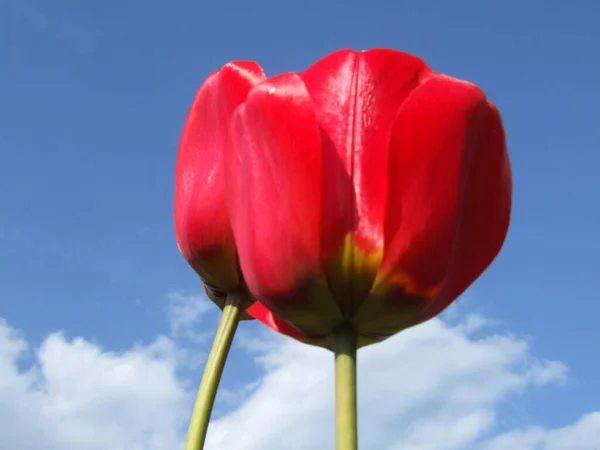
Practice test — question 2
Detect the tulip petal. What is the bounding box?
[382,75,487,292]
[300,49,431,311]
[354,74,510,335]
[227,73,343,336]
[419,102,511,321]
[246,301,312,341]
[174,61,265,293]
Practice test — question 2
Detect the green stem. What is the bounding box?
[184,290,246,450]
[333,324,359,450]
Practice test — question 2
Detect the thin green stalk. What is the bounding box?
[184,290,246,450]
[333,324,359,450]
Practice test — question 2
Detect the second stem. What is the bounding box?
[184,290,246,450]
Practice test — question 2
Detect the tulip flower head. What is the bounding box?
[225,48,512,348]
[175,48,511,349]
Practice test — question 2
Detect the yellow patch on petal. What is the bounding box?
[351,257,443,341]
[338,234,384,282]
[321,234,443,341]
[324,234,384,316]
[372,270,442,299]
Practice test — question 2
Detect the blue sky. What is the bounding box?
[1,0,599,448]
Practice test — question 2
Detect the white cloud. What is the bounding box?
[0,318,187,450]
[482,412,600,450]
[0,308,597,450]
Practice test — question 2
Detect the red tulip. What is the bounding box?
[226,48,512,348]
[174,60,266,310]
